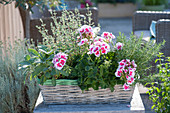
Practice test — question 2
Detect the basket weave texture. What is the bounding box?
[40,79,134,105]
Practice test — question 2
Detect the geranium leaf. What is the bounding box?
[32,64,46,77]
[24,55,31,61]
[28,48,39,56]
[51,68,57,76]
[45,72,51,79]
[52,77,56,86]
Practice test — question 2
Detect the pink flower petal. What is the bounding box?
[60,59,66,65]
[95,51,100,57]
[55,62,63,70]
[123,83,130,90]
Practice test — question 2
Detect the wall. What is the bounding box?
[98,3,137,18]
[0,2,24,47]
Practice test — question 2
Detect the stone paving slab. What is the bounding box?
[99,18,132,37]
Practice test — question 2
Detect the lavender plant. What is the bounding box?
[0,39,40,113]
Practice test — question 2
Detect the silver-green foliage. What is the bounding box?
[0,39,40,113]
[36,7,95,58]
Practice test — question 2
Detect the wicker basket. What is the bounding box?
[40,79,134,105]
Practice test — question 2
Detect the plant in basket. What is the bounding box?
[19,7,164,95]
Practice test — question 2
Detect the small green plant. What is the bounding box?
[146,53,170,113]
[0,39,40,113]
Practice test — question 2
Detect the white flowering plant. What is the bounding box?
[19,8,163,91]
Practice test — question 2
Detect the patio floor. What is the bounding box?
[99,18,132,37]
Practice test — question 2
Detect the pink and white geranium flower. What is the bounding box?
[115,42,123,50]
[88,41,110,57]
[78,38,88,46]
[52,52,68,70]
[123,83,130,90]
[115,69,122,77]
[94,36,106,42]
[78,25,94,40]
[101,32,115,42]
[127,77,135,85]
[115,59,137,90]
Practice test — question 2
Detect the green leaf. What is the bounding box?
[39,52,46,61]
[39,49,53,55]
[156,87,160,93]
[85,66,91,71]
[46,54,54,61]
[29,56,39,64]
[28,48,39,56]
[151,105,155,110]
[24,55,31,61]
[88,60,94,65]
[19,61,30,66]
[18,61,31,70]
[93,67,98,74]
[45,72,51,79]
[52,77,56,86]
[100,65,103,77]
[38,45,48,50]
[51,68,57,76]
[32,64,46,77]
[60,70,69,76]
[40,76,46,85]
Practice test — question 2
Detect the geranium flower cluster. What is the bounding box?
[78,25,94,39]
[115,59,137,90]
[52,52,68,70]
[77,25,117,57]
[88,41,110,57]
[101,32,115,43]
[77,25,94,46]
[115,42,123,50]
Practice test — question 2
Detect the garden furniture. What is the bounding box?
[133,11,170,57]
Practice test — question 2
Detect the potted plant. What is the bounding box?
[141,0,168,11]
[80,0,94,8]
[19,8,163,104]
[94,0,137,18]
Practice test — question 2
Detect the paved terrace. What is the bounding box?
[99,18,132,37]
